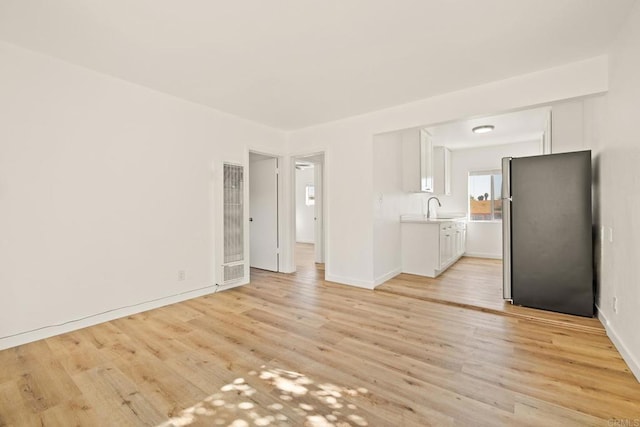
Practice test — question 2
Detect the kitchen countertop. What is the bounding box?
[400,214,467,223]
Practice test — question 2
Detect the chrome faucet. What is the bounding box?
[426,196,441,219]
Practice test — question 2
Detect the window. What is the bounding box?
[305,185,315,206]
[468,170,502,221]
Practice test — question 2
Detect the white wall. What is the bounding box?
[551,95,607,154]
[0,42,285,349]
[288,56,608,288]
[595,1,640,381]
[295,167,315,243]
[372,132,405,284]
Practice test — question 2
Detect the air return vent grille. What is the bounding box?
[223,264,244,282]
[223,163,245,284]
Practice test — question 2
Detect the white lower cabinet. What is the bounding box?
[440,223,454,268]
[454,222,467,261]
[401,219,466,278]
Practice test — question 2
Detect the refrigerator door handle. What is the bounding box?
[502,157,513,301]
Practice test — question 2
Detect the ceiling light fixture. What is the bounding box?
[472,125,495,134]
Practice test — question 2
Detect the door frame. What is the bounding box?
[246,148,285,276]
[290,149,328,275]
[313,161,324,263]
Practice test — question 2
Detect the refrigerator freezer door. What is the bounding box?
[510,151,593,317]
[502,157,512,300]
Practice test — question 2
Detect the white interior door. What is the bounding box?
[250,157,278,271]
[314,161,324,263]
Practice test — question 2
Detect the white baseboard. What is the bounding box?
[295,240,315,244]
[324,273,375,290]
[373,267,402,287]
[0,284,222,351]
[218,278,249,291]
[464,252,502,259]
[597,306,640,382]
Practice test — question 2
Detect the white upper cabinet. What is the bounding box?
[402,128,433,193]
[433,146,451,195]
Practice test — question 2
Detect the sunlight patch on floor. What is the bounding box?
[157,365,369,427]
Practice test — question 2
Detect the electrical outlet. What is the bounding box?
[613,296,618,313]
[178,270,186,281]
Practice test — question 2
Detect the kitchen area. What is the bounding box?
[372,97,604,324]
[373,107,548,284]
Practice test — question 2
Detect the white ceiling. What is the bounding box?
[0,0,634,130]
[427,107,550,150]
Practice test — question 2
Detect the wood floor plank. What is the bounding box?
[37,396,101,427]
[0,380,40,427]
[72,364,166,426]
[17,359,82,413]
[513,395,606,426]
[45,332,110,376]
[109,351,208,419]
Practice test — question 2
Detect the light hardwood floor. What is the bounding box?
[1,257,639,426]
[294,242,321,270]
[377,257,605,335]
[294,242,316,267]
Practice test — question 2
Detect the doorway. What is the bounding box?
[293,153,325,275]
[249,152,279,272]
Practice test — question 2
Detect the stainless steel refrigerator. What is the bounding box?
[502,151,593,317]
